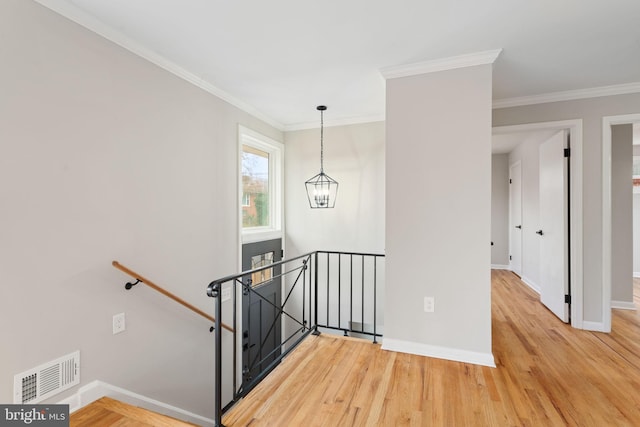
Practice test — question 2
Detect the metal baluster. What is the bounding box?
[302,259,306,332]
[313,252,320,335]
[212,282,225,427]
[361,255,365,332]
[350,254,353,334]
[326,252,330,328]
[373,256,377,344]
[339,254,343,334]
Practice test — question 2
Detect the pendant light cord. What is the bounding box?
[320,108,324,173]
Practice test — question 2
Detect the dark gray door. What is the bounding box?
[241,238,282,392]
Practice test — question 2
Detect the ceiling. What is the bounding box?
[35,0,640,130]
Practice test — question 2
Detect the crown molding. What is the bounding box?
[380,49,502,80]
[284,114,386,132]
[493,82,640,109]
[28,2,640,127]
[33,0,285,131]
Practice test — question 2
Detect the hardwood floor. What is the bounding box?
[223,269,640,426]
[70,397,198,427]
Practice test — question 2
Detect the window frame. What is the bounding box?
[239,126,284,243]
[634,156,640,194]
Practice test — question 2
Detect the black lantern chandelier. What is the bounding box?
[305,105,338,208]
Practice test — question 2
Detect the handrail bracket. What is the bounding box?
[125,279,141,290]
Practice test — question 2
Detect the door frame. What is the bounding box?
[602,113,640,332]
[237,125,285,394]
[241,238,283,393]
[508,160,523,276]
[493,119,583,329]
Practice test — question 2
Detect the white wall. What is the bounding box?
[284,121,385,255]
[491,154,509,266]
[0,0,281,416]
[611,124,633,304]
[494,92,640,323]
[384,64,494,365]
[507,131,560,291]
[283,121,385,343]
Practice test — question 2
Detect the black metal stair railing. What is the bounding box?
[313,251,385,342]
[206,250,384,427]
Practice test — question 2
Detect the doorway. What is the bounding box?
[493,119,583,328]
[634,130,640,309]
[241,238,282,393]
[602,114,640,332]
[509,161,523,276]
[238,126,285,393]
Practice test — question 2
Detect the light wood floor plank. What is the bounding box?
[70,397,198,427]
[223,269,640,426]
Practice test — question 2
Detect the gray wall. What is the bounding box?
[611,124,633,304]
[493,92,640,323]
[0,0,281,415]
[634,193,640,276]
[385,64,493,363]
[491,154,509,266]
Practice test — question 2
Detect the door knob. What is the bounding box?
[515,225,522,229]
[536,230,544,235]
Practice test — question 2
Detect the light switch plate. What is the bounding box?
[424,297,435,313]
[113,312,126,334]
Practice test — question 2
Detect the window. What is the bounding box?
[239,127,283,241]
[241,192,250,207]
[634,156,640,194]
[250,251,274,287]
[242,145,269,227]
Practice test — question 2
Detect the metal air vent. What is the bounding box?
[13,351,80,404]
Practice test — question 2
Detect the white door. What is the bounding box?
[509,162,523,276]
[539,131,569,322]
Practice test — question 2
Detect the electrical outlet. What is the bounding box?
[424,297,435,313]
[113,313,126,334]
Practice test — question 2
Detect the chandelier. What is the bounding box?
[305,105,338,208]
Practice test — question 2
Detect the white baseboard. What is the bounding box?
[57,394,82,413]
[381,338,495,368]
[491,264,510,270]
[58,380,215,427]
[611,300,637,310]
[582,321,608,332]
[634,272,640,278]
[520,276,540,294]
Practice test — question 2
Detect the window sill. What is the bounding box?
[242,229,283,244]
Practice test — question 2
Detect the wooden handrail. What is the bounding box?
[112,261,234,333]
